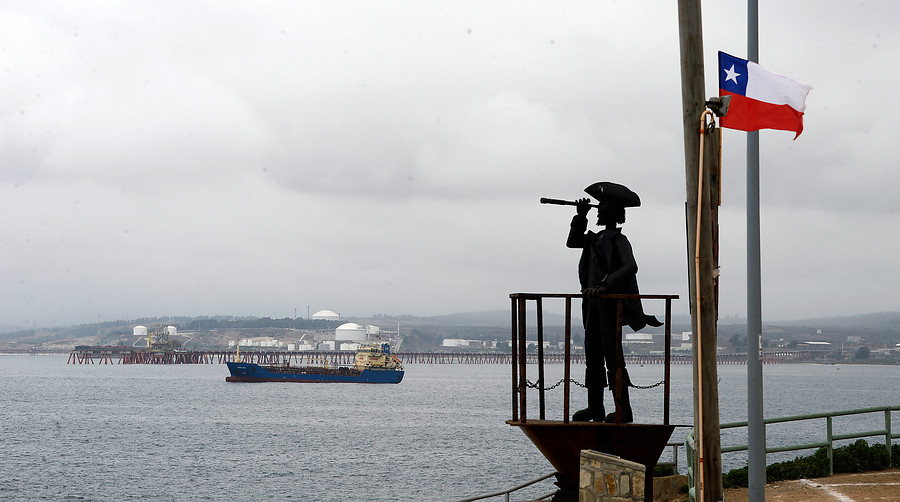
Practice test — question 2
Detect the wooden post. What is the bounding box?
[677,1,723,499]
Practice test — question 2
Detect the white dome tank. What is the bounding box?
[311,309,341,321]
[133,325,148,337]
[335,322,367,342]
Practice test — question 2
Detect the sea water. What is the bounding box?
[0,355,897,501]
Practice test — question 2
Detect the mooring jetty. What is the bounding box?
[64,345,829,365]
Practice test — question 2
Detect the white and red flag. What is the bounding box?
[718,51,811,139]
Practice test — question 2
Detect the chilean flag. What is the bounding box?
[718,51,811,139]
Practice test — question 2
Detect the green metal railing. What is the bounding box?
[685,405,899,499]
[452,472,557,502]
[718,405,898,475]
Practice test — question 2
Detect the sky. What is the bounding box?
[2,1,898,330]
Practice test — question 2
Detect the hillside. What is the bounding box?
[1,311,898,352]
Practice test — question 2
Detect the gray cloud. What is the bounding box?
[2,1,899,328]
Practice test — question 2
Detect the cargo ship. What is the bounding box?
[225,343,404,384]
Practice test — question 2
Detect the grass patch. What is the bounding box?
[722,440,900,488]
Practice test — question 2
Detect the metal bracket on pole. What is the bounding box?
[705,95,731,118]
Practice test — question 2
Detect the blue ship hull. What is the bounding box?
[225,361,404,384]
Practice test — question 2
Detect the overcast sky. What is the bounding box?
[2,1,898,330]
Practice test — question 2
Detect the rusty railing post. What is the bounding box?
[665,297,672,425]
[564,296,572,423]
[517,296,528,422]
[511,296,518,421]
[537,297,545,420]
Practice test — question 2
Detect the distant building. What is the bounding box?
[555,339,581,351]
[441,338,487,348]
[675,331,693,351]
[235,337,283,348]
[623,333,653,348]
[799,341,832,348]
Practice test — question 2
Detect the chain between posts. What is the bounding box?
[526,378,664,391]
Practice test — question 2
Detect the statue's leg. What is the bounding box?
[605,368,634,424]
[573,298,607,422]
[598,300,633,424]
[573,367,607,422]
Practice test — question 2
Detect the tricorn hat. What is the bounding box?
[584,182,641,208]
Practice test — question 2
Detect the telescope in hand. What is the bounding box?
[540,197,599,209]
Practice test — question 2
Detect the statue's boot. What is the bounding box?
[605,370,634,423]
[572,386,605,422]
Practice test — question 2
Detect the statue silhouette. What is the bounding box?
[565,182,662,423]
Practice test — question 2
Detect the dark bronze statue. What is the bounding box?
[559,182,662,423]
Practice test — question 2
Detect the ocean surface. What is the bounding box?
[1,355,897,501]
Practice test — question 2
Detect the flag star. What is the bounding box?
[724,64,741,84]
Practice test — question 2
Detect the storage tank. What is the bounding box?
[166,326,177,337]
[335,322,367,342]
[311,309,341,321]
[133,325,148,338]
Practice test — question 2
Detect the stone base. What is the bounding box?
[653,474,689,501]
[579,450,645,501]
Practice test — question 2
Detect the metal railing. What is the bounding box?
[686,405,899,482]
[509,292,678,424]
[658,441,683,473]
[452,472,557,502]
[456,440,687,502]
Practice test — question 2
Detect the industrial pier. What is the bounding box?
[66,346,828,365]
